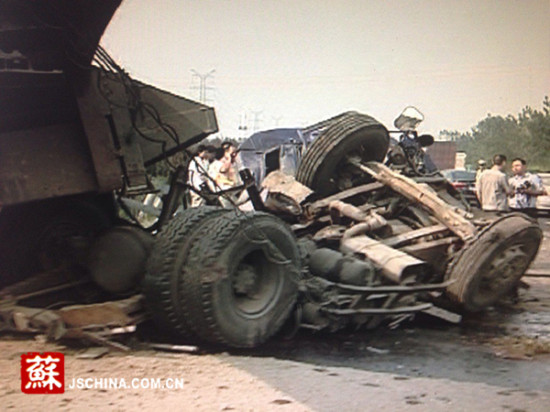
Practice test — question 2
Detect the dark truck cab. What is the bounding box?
[0,0,217,286]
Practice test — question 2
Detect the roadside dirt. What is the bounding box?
[0,337,310,411]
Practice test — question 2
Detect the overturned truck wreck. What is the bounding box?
[0,1,543,349]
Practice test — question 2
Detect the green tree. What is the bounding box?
[455,97,550,171]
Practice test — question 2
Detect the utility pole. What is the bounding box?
[238,111,248,139]
[191,69,215,103]
[251,110,263,132]
[272,115,282,127]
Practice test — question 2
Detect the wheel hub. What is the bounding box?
[233,263,259,296]
[480,245,529,293]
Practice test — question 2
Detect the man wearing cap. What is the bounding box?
[475,159,487,185]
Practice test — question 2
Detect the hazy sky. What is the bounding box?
[101,0,550,138]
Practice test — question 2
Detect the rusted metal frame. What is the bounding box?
[71,330,131,352]
[307,182,384,213]
[73,71,124,192]
[320,302,432,315]
[406,205,438,227]
[412,176,448,184]
[0,305,67,338]
[119,197,162,217]
[352,160,477,241]
[322,279,453,294]
[57,294,144,328]
[329,200,369,221]
[240,169,265,211]
[0,267,91,301]
[0,295,145,350]
[4,280,90,303]
[341,236,431,284]
[382,224,450,247]
[400,237,459,255]
[156,166,187,230]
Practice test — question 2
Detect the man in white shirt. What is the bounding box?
[508,157,545,217]
[476,154,512,212]
[188,145,215,207]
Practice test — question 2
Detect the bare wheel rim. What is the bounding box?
[472,243,530,307]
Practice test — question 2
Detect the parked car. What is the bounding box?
[440,169,479,207]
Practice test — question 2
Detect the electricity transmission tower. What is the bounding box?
[251,110,263,132]
[191,69,215,103]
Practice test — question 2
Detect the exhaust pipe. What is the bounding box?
[341,236,430,284]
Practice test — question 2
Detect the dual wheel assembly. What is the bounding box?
[142,207,301,348]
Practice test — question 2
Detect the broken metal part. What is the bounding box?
[239,169,265,211]
[264,192,302,216]
[0,305,67,339]
[341,236,431,284]
[341,214,388,239]
[313,225,347,242]
[308,248,376,286]
[0,295,145,350]
[351,160,477,241]
[119,197,162,217]
[156,166,188,230]
[261,171,313,215]
[74,331,131,352]
[320,302,432,315]
[0,268,90,303]
[262,170,313,204]
[57,294,143,328]
[3,279,89,303]
[329,200,370,222]
[401,237,460,259]
[148,343,199,353]
[382,224,450,248]
[306,182,384,216]
[422,306,462,324]
[298,269,452,332]
[300,303,332,330]
[309,276,452,294]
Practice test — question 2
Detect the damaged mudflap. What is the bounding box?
[0,269,146,351]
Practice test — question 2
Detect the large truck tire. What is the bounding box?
[445,214,542,312]
[296,112,389,196]
[142,206,228,339]
[181,210,301,348]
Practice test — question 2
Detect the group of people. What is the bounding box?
[187,141,241,207]
[476,155,546,216]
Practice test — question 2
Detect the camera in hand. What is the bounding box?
[515,180,531,194]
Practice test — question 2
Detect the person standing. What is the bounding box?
[508,158,545,217]
[475,159,487,185]
[188,144,215,207]
[208,142,241,207]
[476,154,512,212]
